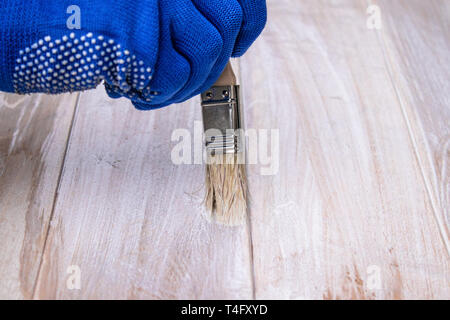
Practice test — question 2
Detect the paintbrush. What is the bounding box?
[201,63,247,226]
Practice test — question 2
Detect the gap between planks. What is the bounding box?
[233,58,258,300]
[31,92,81,299]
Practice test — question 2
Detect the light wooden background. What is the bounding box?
[0,0,448,299]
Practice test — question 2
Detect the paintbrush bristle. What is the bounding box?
[205,153,248,226]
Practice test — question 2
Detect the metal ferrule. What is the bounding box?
[201,85,243,156]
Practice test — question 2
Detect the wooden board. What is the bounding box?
[32,88,254,299]
[0,92,78,299]
[375,0,450,248]
[0,0,448,300]
[240,0,449,299]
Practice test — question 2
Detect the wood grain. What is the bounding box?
[241,0,449,299]
[0,0,448,300]
[33,88,254,299]
[375,0,450,251]
[0,92,78,299]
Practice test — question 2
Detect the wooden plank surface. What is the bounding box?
[0,93,78,299]
[33,88,254,299]
[241,0,449,299]
[375,0,450,248]
[0,0,448,300]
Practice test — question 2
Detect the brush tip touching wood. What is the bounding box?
[205,153,248,226]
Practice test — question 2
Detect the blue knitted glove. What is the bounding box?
[0,0,266,110]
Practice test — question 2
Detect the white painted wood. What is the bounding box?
[1,0,448,300]
[33,88,254,299]
[0,93,78,299]
[375,0,450,250]
[241,0,449,299]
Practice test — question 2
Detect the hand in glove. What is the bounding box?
[0,0,267,109]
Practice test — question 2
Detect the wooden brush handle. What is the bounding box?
[213,62,237,86]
